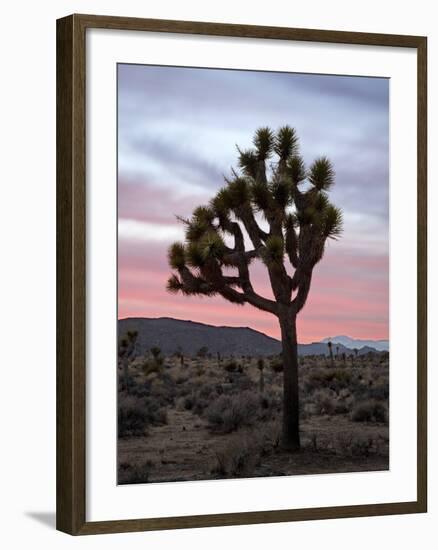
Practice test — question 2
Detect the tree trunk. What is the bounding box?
[279,310,300,450]
[329,347,334,368]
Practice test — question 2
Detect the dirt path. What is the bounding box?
[118,408,224,482]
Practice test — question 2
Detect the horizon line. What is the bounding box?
[118,315,389,344]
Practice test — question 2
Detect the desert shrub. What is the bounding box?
[130,381,152,398]
[142,360,162,376]
[198,383,216,399]
[312,389,337,415]
[147,373,177,406]
[206,391,259,433]
[193,396,210,416]
[175,396,187,411]
[118,395,167,438]
[331,368,352,384]
[118,395,150,437]
[362,385,389,401]
[118,460,153,484]
[117,370,137,393]
[175,374,188,385]
[304,367,353,394]
[270,358,283,372]
[153,407,168,425]
[224,360,238,372]
[180,390,215,416]
[182,394,194,411]
[258,390,282,420]
[319,368,352,392]
[211,425,280,478]
[335,433,377,457]
[302,431,321,451]
[195,365,205,377]
[174,380,192,399]
[302,369,323,393]
[350,436,375,456]
[333,400,350,414]
[257,421,282,451]
[212,436,260,478]
[351,400,387,423]
[225,371,253,392]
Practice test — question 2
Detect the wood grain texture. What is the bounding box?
[74,13,426,47]
[56,14,86,534]
[56,13,428,535]
[416,37,428,513]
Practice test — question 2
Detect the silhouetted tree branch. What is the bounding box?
[166,126,343,449]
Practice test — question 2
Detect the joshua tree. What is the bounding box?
[257,357,265,393]
[174,346,185,366]
[118,330,138,393]
[353,347,359,366]
[197,346,209,358]
[143,345,163,375]
[166,126,343,450]
[150,346,161,360]
[327,340,334,367]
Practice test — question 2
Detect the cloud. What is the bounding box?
[118,175,211,225]
[117,64,389,341]
[118,238,388,342]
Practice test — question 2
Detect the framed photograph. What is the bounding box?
[56,14,427,535]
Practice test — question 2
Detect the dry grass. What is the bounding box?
[117,352,389,483]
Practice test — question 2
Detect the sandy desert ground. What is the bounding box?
[118,351,389,484]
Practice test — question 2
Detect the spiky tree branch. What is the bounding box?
[167,126,342,318]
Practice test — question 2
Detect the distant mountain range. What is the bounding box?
[321,335,389,352]
[119,317,387,357]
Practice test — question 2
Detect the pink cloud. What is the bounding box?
[118,176,211,225]
[118,238,389,343]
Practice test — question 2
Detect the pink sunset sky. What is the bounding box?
[117,65,389,344]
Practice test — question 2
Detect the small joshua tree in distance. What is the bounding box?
[257,357,265,393]
[174,346,184,366]
[353,347,359,366]
[327,340,334,367]
[150,346,161,360]
[118,330,138,393]
[166,126,343,450]
[197,346,209,358]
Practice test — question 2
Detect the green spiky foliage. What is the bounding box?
[253,127,274,159]
[168,242,186,269]
[166,126,343,450]
[274,126,298,159]
[308,157,335,190]
[262,235,285,266]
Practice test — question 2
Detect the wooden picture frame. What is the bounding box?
[56,13,427,535]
